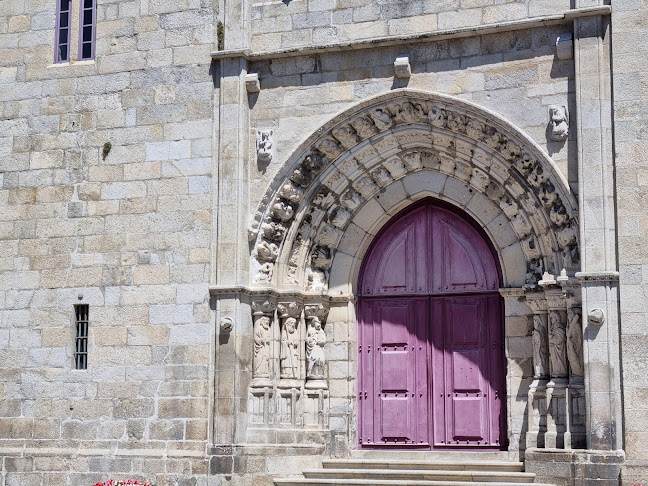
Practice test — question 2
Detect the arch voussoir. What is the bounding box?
[248,90,579,292]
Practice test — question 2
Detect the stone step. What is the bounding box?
[302,469,535,483]
[322,459,525,472]
[274,480,555,486]
[349,451,513,462]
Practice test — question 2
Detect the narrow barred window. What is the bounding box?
[55,0,72,63]
[78,0,96,60]
[74,305,89,370]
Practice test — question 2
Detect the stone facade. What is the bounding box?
[0,0,646,485]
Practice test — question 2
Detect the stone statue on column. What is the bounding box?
[306,316,326,379]
[548,310,568,378]
[532,314,549,379]
[304,303,329,389]
[566,307,584,377]
[280,317,300,379]
[251,300,275,387]
[277,302,303,385]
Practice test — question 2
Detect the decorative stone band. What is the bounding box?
[249,91,580,291]
[574,271,620,283]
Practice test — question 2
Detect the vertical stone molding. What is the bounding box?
[304,303,330,390]
[251,299,275,387]
[277,302,303,384]
[574,6,623,456]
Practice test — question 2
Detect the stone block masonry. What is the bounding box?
[0,0,218,484]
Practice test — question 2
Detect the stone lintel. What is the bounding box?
[210,6,611,62]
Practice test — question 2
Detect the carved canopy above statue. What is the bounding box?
[248,90,579,291]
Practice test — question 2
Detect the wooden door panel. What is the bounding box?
[453,397,484,439]
[435,295,501,447]
[359,206,427,296]
[358,298,429,447]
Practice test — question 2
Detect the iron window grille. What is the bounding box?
[74,304,89,370]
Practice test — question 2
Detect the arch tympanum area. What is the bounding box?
[248,90,579,294]
[357,200,505,449]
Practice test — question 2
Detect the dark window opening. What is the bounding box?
[79,0,96,60]
[74,305,89,370]
[55,0,72,63]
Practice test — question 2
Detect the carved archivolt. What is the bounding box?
[248,91,579,290]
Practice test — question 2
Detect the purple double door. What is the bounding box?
[357,201,505,449]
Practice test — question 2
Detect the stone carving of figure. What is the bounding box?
[271,201,294,221]
[394,101,425,124]
[428,105,447,128]
[539,181,557,207]
[549,311,568,378]
[306,317,326,379]
[253,316,271,378]
[532,315,549,379]
[317,138,343,160]
[526,259,542,285]
[370,108,393,131]
[549,105,569,142]
[280,317,300,379]
[254,263,273,283]
[311,245,332,270]
[278,181,305,203]
[256,130,273,163]
[302,153,324,173]
[351,115,377,139]
[256,240,279,262]
[332,125,358,149]
[465,118,486,140]
[566,308,584,377]
[291,167,313,187]
[515,153,536,175]
[550,204,569,227]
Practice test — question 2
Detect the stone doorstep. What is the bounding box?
[302,468,536,482]
[349,450,513,462]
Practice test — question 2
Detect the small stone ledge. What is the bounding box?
[210,443,326,456]
[211,6,611,62]
[574,271,620,283]
[208,285,355,303]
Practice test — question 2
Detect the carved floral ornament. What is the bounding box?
[248,92,580,290]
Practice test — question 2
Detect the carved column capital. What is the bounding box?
[304,302,329,322]
[277,301,302,319]
[252,299,275,316]
[545,288,568,310]
[525,292,548,313]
